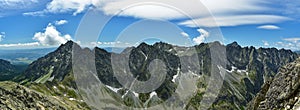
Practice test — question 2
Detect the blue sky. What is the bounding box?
[0,0,300,50]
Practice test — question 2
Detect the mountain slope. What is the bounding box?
[14,41,299,109]
[247,58,300,110]
[13,41,89,109]
[208,42,299,109]
[0,81,88,109]
[16,41,74,83]
[0,59,18,81]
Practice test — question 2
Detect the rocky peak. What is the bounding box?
[227,41,241,48]
[17,40,81,83]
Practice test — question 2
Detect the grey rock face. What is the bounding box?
[247,58,300,110]
[0,81,66,109]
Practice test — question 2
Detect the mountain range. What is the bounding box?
[0,41,299,109]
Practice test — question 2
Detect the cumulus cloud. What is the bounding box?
[55,20,68,25]
[0,32,5,42]
[33,23,71,46]
[193,29,209,44]
[257,25,281,30]
[45,0,102,16]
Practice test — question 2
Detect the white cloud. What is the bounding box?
[55,20,68,25]
[90,41,130,47]
[33,23,72,46]
[100,0,270,20]
[275,0,300,18]
[0,0,38,9]
[0,0,42,16]
[272,37,300,50]
[0,42,40,48]
[24,0,104,16]
[178,15,291,27]
[262,40,269,46]
[0,32,5,42]
[22,0,292,27]
[283,38,300,43]
[181,32,189,38]
[257,25,281,30]
[46,0,98,16]
[23,11,45,16]
[193,28,209,44]
[24,0,268,18]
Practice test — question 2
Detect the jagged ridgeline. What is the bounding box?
[7,41,299,109]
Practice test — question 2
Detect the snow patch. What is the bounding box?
[121,90,128,98]
[132,91,139,97]
[172,67,180,82]
[172,74,179,82]
[226,66,237,73]
[105,85,122,93]
[189,70,201,78]
[121,90,139,98]
[54,57,58,62]
[48,76,55,82]
[226,66,249,76]
[217,65,226,78]
[139,50,148,60]
[150,91,157,98]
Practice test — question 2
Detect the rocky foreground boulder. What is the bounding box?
[0,81,88,110]
[247,58,300,110]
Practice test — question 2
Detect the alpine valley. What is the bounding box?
[0,41,299,110]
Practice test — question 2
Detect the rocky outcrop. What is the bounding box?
[247,58,300,110]
[0,81,88,109]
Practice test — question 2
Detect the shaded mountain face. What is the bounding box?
[16,41,74,84]
[15,41,299,109]
[247,58,300,110]
[211,42,299,109]
[0,59,18,81]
